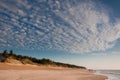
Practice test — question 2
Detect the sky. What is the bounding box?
[0,0,120,69]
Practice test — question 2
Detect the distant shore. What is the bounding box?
[0,63,108,80]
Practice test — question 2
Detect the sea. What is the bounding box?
[96,70,120,80]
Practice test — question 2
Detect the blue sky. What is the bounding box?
[0,0,120,69]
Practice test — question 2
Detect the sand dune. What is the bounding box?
[0,63,107,80]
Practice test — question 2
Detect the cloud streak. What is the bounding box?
[0,0,120,53]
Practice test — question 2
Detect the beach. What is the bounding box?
[96,70,120,80]
[0,63,107,80]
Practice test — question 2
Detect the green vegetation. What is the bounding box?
[0,50,86,69]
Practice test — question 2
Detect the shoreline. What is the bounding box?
[0,63,108,80]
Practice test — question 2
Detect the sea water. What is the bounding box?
[96,70,120,80]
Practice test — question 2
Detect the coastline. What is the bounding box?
[95,70,109,80]
[96,70,120,80]
[0,63,108,80]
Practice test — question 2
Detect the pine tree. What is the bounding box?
[9,50,13,55]
[2,50,8,58]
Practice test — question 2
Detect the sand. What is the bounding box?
[0,63,108,80]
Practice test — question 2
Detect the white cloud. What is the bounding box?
[0,0,120,53]
[51,0,120,53]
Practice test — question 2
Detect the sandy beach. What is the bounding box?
[0,63,107,80]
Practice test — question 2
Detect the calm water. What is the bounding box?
[96,70,120,80]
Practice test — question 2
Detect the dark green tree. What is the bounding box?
[3,50,7,54]
[9,50,13,55]
[2,50,8,58]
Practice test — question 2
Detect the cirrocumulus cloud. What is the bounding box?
[0,0,120,53]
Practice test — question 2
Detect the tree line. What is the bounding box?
[0,50,86,69]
